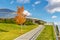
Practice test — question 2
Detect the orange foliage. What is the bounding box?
[15,6,26,25]
[17,6,24,15]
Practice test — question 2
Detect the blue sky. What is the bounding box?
[0,0,60,25]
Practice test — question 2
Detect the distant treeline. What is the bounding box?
[0,18,46,25]
[0,18,15,24]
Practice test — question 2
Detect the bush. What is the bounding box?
[0,19,16,24]
[24,20,35,25]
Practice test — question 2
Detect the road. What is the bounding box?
[14,25,45,40]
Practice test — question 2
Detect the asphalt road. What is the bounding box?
[14,25,44,40]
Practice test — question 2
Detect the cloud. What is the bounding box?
[23,10,31,16]
[32,1,40,7]
[17,0,30,3]
[32,4,35,7]
[52,15,57,19]
[34,1,40,5]
[10,1,14,4]
[46,0,60,13]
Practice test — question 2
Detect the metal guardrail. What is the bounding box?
[53,25,58,40]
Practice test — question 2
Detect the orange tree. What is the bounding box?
[15,6,26,25]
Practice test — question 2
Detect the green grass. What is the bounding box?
[0,23,38,40]
[36,25,56,40]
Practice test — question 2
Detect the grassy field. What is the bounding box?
[36,25,56,40]
[0,23,38,40]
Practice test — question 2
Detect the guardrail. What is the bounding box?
[53,25,58,40]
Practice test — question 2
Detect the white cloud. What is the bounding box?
[47,7,60,13]
[23,10,31,16]
[34,1,40,5]
[10,1,14,4]
[17,0,30,3]
[32,4,35,7]
[46,0,60,13]
[52,15,57,19]
[47,0,60,4]
[32,1,40,7]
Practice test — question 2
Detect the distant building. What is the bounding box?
[44,22,54,25]
[26,17,46,24]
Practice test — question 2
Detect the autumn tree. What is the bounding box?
[15,6,26,25]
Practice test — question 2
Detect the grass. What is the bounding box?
[0,23,38,40]
[36,25,56,40]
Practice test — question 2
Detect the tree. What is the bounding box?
[15,6,26,25]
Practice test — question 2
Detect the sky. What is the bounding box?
[0,0,60,25]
